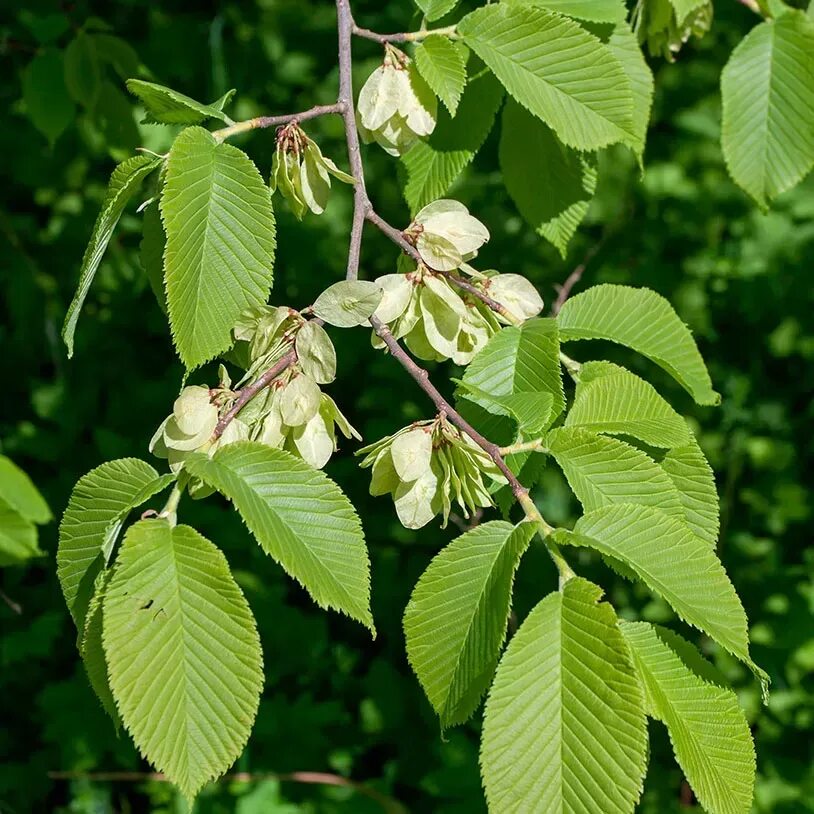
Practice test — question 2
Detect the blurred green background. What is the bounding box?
[1,1,812,812]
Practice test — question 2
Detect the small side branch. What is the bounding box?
[213,103,344,142]
[352,24,458,44]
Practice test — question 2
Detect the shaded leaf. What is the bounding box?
[0,455,52,524]
[404,521,537,727]
[499,99,596,256]
[402,68,503,213]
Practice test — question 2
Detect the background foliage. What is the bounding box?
[1,1,812,812]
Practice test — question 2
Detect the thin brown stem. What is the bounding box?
[212,348,297,440]
[47,770,407,814]
[213,103,344,142]
[0,588,22,614]
[352,24,458,43]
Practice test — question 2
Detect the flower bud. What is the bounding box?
[357,45,437,156]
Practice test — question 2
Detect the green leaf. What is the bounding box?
[126,78,236,125]
[547,427,684,518]
[607,21,654,162]
[456,382,554,439]
[721,12,814,208]
[415,0,460,21]
[57,459,173,629]
[62,155,161,357]
[161,127,276,369]
[80,571,120,726]
[414,36,467,116]
[64,32,101,107]
[22,49,76,144]
[312,280,382,328]
[0,499,43,567]
[481,578,647,813]
[565,361,691,448]
[557,284,720,405]
[499,99,596,257]
[402,69,504,213]
[103,520,263,798]
[458,4,633,151]
[661,439,720,547]
[0,455,52,524]
[552,504,768,693]
[621,622,756,814]
[460,317,565,423]
[404,520,537,728]
[185,442,373,631]
[140,201,168,313]
[94,34,140,79]
[504,0,626,23]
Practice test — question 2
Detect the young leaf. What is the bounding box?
[553,504,768,694]
[503,0,626,24]
[0,455,52,524]
[457,4,633,151]
[557,284,720,405]
[415,0,460,22]
[103,520,263,799]
[126,78,236,125]
[22,49,75,144]
[404,520,537,728]
[661,439,720,547]
[64,32,101,107]
[57,459,174,628]
[456,382,554,440]
[185,442,374,631]
[721,11,814,208]
[481,578,647,813]
[414,36,467,116]
[547,427,685,519]
[460,317,565,421]
[161,127,276,369]
[621,622,756,814]
[565,361,691,448]
[62,156,161,356]
[312,280,382,328]
[0,499,43,567]
[402,68,504,213]
[499,99,596,257]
